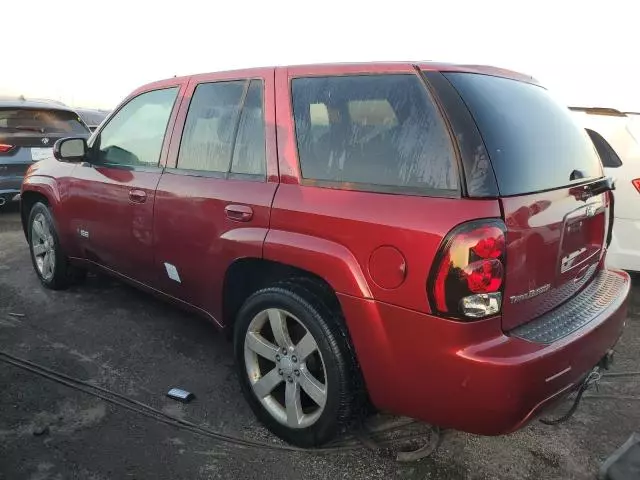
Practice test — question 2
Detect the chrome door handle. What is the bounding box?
[129,189,147,204]
[225,204,253,222]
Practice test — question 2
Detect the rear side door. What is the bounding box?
[66,84,184,284]
[153,69,277,323]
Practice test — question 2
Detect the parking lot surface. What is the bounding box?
[1,204,639,480]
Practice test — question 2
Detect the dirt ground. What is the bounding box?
[1,203,639,480]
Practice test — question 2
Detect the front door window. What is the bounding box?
[92,87,178,168]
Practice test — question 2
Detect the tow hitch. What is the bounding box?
[600,349,615,370]
[540,363,606,426]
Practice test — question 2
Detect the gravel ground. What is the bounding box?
[1,203,639,480]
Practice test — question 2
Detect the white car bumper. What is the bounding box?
[606,217,640,272]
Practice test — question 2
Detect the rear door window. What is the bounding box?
[177,81,245,173]
[230,80,266,176]
[177,79,266,177]
[444,73,603,196]
[292,74,458,195]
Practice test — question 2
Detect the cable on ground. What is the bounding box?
[0,350,438,459]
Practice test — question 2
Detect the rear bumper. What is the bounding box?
[339,268,630,435]
[0,172,26,196]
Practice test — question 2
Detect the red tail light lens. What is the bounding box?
[633,178,640,194]
[463,259,503,293]
[428,220,506,320]
[0,144,15,154]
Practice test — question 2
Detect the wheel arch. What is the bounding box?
[223,257,344,330]
[263,230,372,298]
[20,188,53,240]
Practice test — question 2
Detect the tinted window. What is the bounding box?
[177,81,245,173]
[0,108,89,135]
[95,87,177,167]
[77,109,108,127]
[445,73,602,196]
[586,129,623,168]
[230,80,266,176]
[292,74,458,193]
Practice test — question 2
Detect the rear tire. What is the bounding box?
[0,194,14,208]
[27,202,86,290]
[234,280,361,447]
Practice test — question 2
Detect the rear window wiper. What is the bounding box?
[0,125,45,133]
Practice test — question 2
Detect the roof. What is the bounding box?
[134,61,540,95]
[0,96,76,112]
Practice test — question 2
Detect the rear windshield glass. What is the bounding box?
[444,73,603,196]
[292,74,458,194]
[0,108,89,135]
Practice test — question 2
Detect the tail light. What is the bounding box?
[428,220,506,320]
[0,144,15,154]
[633,179,640,194]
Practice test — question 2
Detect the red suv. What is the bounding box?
[20,63,631,447]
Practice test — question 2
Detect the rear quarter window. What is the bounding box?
[292,74,459,195]
[445,73,603,196]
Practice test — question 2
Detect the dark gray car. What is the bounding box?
[0,98,91,206]
[75,108,110,132]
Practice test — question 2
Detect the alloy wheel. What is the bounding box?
[244,308,327,429]
[31,212,56,281]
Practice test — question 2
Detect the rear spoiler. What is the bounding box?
[569,107,628,117]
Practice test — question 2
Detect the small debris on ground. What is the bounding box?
[32,425,50,436]
[7,313,25,318]
[167,388,195,403]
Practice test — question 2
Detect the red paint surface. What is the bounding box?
[20,62,632,436]
[500,189,608,330]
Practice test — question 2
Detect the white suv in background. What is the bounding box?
[571,107,640,272]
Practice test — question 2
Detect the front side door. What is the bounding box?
[153,69,278,323]
[67,85,183,284]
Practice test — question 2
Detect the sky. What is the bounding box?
[3,0,638,112]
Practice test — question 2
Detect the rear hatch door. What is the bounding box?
[444,72,611,330]
[0,107,90,165]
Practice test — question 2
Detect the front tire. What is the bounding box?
[28,202,86,290]
[234,281,360,447]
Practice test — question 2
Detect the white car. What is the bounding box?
[572,107,640,272]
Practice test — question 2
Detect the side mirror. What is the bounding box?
[53,137,87,162]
